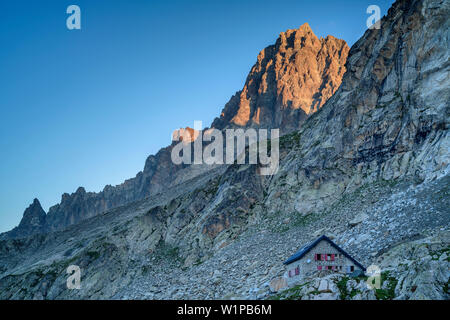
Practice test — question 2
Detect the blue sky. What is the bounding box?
[0,0,395,232]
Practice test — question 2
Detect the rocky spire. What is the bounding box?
[19,199,46,229]
[211,23,349,133]
[2,198,48,239]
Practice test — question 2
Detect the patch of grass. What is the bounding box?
[274,224,290,233]
[204,178,221,197]
[375,271,398,300]
[308,289,323,296]
[30,269,45,287]
[291,214,315,228]
[193,258,203,266]
[267,282,311,300]
[269,210,321,233]
[379,179,400,189]
[436,183,450,201]
[430,247,450,261]
[273,207,332,234]
[19,287,28,296]
[336,277,350,299]
[46,269,59,279]
[279,131,301,150]
[152,240,184,265]
[141,265,150,274]
[335,276,367,300]
[86,250,101,260]
[28,265,61,288]
[394,91,403,103]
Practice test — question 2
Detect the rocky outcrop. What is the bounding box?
[269,277,288,293]
[211,23,349,132]
[4,199,46,239]
[376,232,450,300]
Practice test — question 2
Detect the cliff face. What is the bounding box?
[2,24,349,239]
[0,0,448,300]
[154,0,449,265]
[5,199,46,239]
[211,23,349,132]
[264,0,450,216]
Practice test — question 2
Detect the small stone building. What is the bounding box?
[283,235,365,283]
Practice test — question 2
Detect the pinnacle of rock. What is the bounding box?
[16,198,46,233]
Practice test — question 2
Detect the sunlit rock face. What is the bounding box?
[211,23,350,133]
[3,199,47,239]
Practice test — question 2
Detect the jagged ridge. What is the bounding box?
[0,0,448,300]
[1,24,349,240]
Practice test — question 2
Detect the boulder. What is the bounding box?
[349,213,369,227]
[269,277,288,293]
[318,279,329,292]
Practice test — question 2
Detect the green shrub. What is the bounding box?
[375,272,398,300]
[267,282,311,300]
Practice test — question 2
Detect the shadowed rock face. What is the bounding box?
[211,23,349,133]
[1,24,349,240]
[17,199,46,232]
[5,199,46,239]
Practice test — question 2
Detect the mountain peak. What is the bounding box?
[292,22,314,36]
[14,198,47,236]
[76,187,86,194]
[281,23,314,35]
[212,24,349,132]
[299,22,311,30]
[27,198,44,212]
